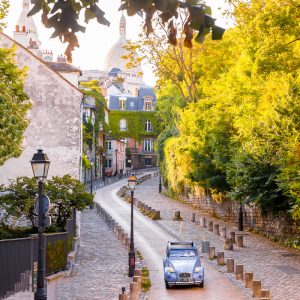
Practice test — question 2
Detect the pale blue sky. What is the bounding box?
[5,0,232,86]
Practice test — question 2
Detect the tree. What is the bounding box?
[0,2,31,166]
[0,175,93,229]
[27,0,225,62]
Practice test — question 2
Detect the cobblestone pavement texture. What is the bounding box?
[57,209,130,300]
[134,176,300,300]
[95,176,248,300]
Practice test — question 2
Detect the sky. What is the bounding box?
[4,0,232,86]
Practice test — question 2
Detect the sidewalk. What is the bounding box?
[134,176,300,300]
[57,209,130,300]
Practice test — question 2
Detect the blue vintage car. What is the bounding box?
[163,241,204,289]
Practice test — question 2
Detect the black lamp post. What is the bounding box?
[238,202,244,231]
[127,174,137,277]
[159,175,162,193]
[115,149,118,175]
[90,160,94,194]
[30,149,50,300]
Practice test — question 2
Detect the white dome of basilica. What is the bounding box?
[103,14,142,75]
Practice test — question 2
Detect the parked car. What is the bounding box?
[163,241,204,289]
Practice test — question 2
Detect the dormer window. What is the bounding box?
[144,96,153,111]
[119,96,127,110]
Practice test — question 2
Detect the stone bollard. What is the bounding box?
[122,233,128,241]
[114,225,121,233]
[208,246,216,260]
[245,272,253,288]
[252,280,261,298]
[214,224,220,235]
[217,252,225,265]
[119,291,128,300]
[124,237,130,249]
[200,217,206,228]
[191,213,196,222]
[208,221,213,231]
[130,282,140,300]
[221,227,227,238]
[201,241,210,253]
[133,276,142,293]
[237,234,244,247]
[224,238,233,250]
[134,269,142,276]
[261,289,270,300]
[153,210,161,220]
[226,258,234,273]
[174,211,182,220]
[229,231,236,243]
[117,228,124,240]
[235,264,243,280]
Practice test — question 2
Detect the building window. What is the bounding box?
[145,120,153,132]
[119,119,127,131]
[143,139,153,152]
[106,141,112,150]
[119,96,127,110]
[144,101,152,111]
[105,159,112,168]
[145,158,152,166]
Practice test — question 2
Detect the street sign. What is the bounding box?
[34,216,51,228]
[34,195,50,215]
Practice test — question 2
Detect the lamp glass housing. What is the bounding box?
[127,175,137,191]
[30,149,50,179]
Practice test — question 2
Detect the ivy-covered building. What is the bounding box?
[108,87,159,169]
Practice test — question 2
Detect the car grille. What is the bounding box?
[179,272,191,278]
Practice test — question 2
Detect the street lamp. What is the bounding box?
[90,160,94,208]
[115,148,118,176]
[127,174,138,277]
[30,149,50,300]
[238,202,244,231]
[159,175,162,193]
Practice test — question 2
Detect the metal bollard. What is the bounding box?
[226,258,234,273]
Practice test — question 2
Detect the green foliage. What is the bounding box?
[0,47,31,165]
[0,0,9,30]
[109,111,161,142]
[160,0,300,218]
[0,225,33,240]
[46,240,67,274]
[0,175,93,230]
[82,154,91,170]
[46,175,93,228]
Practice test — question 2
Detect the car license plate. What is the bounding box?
[181,278,190,282]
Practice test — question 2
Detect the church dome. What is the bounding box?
[103,14,142,74]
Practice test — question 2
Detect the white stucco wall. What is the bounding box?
[0,33,83,184]
[59,72,80,87]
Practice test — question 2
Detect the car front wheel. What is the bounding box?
[199,281,204,288]
[165,281,170,289]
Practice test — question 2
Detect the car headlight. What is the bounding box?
[194,267,201,273]
[169,267,175,273]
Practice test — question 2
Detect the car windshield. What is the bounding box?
[169,249,196,258]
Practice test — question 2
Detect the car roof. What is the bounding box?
[167,241,196,250]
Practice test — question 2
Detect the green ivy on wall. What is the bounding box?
[109,111,161,142]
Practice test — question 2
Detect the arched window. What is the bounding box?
[145,120,153,132]
[143,139,153,152]
[119,119,127,131]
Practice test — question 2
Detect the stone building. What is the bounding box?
[0,32,83,184]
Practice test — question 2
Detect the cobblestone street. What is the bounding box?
[57,209,130,300]
[134,176,300,300]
